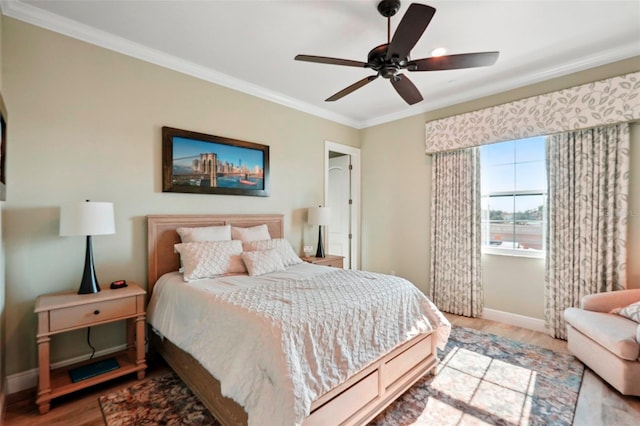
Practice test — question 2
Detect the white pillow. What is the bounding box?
[174,240,245,281]
[231,224,271,242]
[243,238,303,267]
[177,225,231,243]
[613,300,640,323]
[241,249,286,276]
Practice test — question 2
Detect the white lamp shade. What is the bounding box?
[308,206,331,226]
[60,201,115,236]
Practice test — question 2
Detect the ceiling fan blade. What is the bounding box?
[326,75,378,102]
[391,74,423,105]
[386,4,436,60]
[409,52,500,71]
[295,54,368,68]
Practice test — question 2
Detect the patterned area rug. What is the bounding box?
[371,326,584,425]
[99,374,219,426]
[100,326,584,426]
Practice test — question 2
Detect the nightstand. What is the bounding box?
[34,283,147,414]
[302,254,344,268]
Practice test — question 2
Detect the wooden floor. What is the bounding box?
[4,314,640,425]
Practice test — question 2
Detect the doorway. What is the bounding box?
[325,141,360,270]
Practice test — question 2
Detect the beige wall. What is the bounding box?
[361,57,640,319]
[1,17,359,376]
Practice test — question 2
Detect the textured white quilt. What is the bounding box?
[147,264,450,426]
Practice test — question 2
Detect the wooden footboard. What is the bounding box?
[152,330,437,426]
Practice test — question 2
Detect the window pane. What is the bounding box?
[515,136,546,163]
[514,195,544,250]
[514,194,544,218]
[482,140,515,166]
[487,195,514,214]
[515,161,546,191]
[482,164,515,193]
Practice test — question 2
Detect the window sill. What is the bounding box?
[482,247,545,259]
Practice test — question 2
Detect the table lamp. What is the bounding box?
[60,200,115,294]
[308,205,331,258]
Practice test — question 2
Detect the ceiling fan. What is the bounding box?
[295,0,499,105]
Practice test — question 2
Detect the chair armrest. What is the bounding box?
[581,289,640,312]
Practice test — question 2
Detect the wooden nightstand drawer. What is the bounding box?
[49,297,137,332]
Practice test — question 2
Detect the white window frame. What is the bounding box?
[481,140,547,259]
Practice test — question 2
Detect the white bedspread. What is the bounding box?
[147,264,450,426]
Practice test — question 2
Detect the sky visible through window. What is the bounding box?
[481,136,546,211]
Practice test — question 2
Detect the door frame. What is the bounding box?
[324,141,360,270]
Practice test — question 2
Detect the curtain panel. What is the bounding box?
[545,123,630,339]
[429,147,482,317]
[425,72,640,154]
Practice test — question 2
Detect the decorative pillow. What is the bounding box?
[243,238,303,267]
[177,225,231,243]
[174,240,244,281]
[231,224,271,242]
[613,300,640,323]
[241,249,285,276]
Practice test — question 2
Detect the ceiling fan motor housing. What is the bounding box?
[368,44,409,79]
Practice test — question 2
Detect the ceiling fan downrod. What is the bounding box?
[377,0,401,43]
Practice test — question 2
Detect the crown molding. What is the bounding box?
[2,0,639,130]
[0,0,362,128]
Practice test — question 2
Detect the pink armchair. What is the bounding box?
[564,289,640,396]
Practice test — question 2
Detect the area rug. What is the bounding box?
[100,326,584,426]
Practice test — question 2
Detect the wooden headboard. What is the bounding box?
[146,214,284,294]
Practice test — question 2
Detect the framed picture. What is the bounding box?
[0,91,7,201]
[162,126,269,197]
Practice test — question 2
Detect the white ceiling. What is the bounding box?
[3,0,640,128]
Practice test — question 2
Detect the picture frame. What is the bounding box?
[162,126,269,197]
[0,91,7,202]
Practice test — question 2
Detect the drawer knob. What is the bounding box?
[93,310,100,315]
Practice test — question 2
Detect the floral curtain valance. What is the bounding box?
[425,71,640,154]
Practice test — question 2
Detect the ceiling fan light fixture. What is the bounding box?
[431,47,447,57]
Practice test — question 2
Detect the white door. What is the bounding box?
[325,141,360,270]
[328,154,351,268]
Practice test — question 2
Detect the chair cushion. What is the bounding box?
[564,307,640,361]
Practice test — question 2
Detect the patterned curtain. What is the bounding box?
[545,123,630,339]
[429,147,482,317]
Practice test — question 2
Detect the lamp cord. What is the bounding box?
[87,327,96,360]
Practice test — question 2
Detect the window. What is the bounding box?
[480,136,547,257]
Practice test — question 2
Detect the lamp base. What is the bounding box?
[78,235,101,294]
[315,226,325,258]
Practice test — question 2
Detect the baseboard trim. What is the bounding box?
[481,308,547,333]
[6,344,127,395]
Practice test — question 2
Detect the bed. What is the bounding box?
[146,213,450,426]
